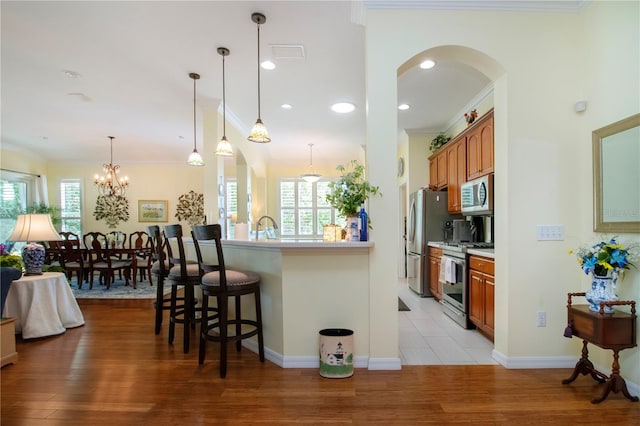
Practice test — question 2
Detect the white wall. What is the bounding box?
[365,1,640,382]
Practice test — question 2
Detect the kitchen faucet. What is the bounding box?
[255,215,279,240]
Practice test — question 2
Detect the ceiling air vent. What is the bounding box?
[271,44,305,59]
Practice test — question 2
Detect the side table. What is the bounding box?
[562,293,638,403]
[1,317,18,367]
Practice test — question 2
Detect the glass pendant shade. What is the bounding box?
[300,143,321,182]
[215,136,233,157]
[216,47,234,157]
[248,13,270,143]
[187,72,204,166]
[248,119,271,143]
[187,149,205,166]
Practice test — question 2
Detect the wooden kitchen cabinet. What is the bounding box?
[428,149,448,190]
[466,109,494,180]
[446,136,466,213]
[428,247,442,300]
[468,255,494,340]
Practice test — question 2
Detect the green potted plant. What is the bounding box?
[429,133,451,153]
[326,160,381,219]
[0,243,23,270]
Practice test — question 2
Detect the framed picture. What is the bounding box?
[138,200,168,222]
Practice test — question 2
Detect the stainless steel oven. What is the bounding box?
[440,247,471,329]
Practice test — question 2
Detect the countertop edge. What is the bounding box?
[220,239,374,249]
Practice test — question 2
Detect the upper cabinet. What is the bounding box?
[466,110,494,180]
[428,109,494,213]
[446,136,466,213]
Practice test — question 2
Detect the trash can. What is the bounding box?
[319,328,354,378]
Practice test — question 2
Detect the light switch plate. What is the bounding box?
[536,225,564,241]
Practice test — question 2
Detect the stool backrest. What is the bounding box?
[163,224,189,279]
[191,224,227,288]
[147,225,167,276]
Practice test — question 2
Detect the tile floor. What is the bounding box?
[398,278,498,365]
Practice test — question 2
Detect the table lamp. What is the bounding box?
[7,214,62,275]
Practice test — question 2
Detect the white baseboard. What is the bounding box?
[244,342,639,396]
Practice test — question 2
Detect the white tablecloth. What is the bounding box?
[2,272,85,339]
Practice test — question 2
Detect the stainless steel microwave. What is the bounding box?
[461,175,493,216]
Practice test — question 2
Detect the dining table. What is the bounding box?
[2,272,85,339]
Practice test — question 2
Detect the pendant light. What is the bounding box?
[215,47,233,157]
[247,12,271,143]
[187,72,205,166]
[300,143,321,183]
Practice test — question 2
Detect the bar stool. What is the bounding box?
[191,224,264,378]
[163,224,201,353]
[148,225,173,335]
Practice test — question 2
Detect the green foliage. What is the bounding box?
[429,133,451,153]
[0,254,23,269]
[93,195,130,228]
[26,202,62,225]
[326,160,381,217]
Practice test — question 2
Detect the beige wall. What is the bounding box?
[365,1,640,380]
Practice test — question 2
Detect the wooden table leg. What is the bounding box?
[562,340,606,385]
[591,350,640,404]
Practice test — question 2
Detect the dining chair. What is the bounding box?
[191,224,264,378]
[83,231,132,289]
[163,224,203,353]
[128,231,153,285]
[58,239,90,288]
[147,225,175,335]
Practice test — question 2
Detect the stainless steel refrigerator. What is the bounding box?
[407,189,455,296]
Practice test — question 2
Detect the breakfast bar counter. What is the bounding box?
[184,238,373,368]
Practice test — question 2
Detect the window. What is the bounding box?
[279,180,340,239]
[0,172,32,244]
[60,179,82,236]
[225,179,237,239]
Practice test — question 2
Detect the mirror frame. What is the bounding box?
[593,113,640,233]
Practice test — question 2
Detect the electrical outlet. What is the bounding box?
[536,225,565,241]
[536,310,546,327]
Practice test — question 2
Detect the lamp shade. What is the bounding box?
[7,214,62,275]
[7,214,62,242]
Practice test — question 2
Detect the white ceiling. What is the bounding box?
[0,1,583,168]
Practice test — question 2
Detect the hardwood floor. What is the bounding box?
[1,299,639,425]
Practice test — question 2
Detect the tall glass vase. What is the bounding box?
[585,272,618,313]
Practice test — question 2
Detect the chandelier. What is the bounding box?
[94,136,129,197]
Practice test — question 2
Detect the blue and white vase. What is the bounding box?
[585,272,617,313]
[22,242,45,275]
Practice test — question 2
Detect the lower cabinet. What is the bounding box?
[468,255,494,341]
[428,247,442,300]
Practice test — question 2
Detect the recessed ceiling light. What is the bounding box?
[420,59,435,69]
[63,70,81,78]
[331,102,356,113]
[398,104,410,111]
[281,104,292,110]
[261,60,276,70]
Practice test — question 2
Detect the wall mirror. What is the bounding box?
[593,113,640,232]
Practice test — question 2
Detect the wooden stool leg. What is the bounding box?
[198,294,209,365]
[154,274,164,335]
[219,294,228,378]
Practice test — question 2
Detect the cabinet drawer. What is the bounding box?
[469,255,494,275]
[428,247,442,257]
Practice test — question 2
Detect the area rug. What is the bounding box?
[70,276,172,299]
[398,297,410,312]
